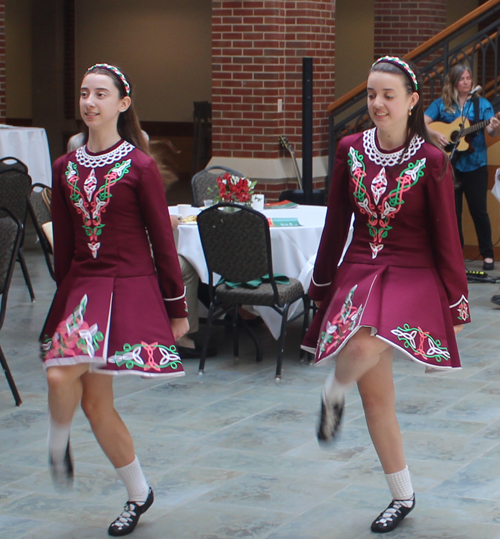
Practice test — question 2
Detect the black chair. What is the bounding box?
[191,165,245,207]
[0,207,23,405]
[197,203,310,379]
[0,165,35,301]
[0,156,28,174]
[28,183,54,280]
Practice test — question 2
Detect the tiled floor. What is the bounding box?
[1,250,500,539]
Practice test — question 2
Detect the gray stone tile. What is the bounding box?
[1,252,500,538]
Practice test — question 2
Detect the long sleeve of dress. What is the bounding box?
[308,138,354,302]
[425,152,470,324]
[52,157,76,287]
[137,158,188,319]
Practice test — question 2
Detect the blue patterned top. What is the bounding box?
[425,96,494,172]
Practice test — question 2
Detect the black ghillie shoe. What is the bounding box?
[49,441,74,488]
[317,391,344,443]
[108,487,154,536]
[371,495,415,533]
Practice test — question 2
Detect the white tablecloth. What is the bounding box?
[171,204,328,339]
[0,126,52,186]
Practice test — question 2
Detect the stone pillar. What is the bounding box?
[211,0,335,200]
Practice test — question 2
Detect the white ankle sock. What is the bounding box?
[385,466,414,504]
[48,416,71,461]
[116,456,149,504]
[324,369,351,403]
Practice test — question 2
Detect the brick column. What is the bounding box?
[0,0,5,123]
[211,0,335,200]
[373,0,447,58]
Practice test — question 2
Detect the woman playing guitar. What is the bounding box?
[425,63,500,271]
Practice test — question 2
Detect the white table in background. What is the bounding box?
[171,204,328,339]
[0,126,52,186]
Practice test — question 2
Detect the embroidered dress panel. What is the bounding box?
[348,146,426,258]
[65,159,131,258]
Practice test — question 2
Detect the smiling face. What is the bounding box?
[367,71,419,140]
[79,73,130,132]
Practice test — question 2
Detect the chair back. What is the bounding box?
[29,183,52,227]
[28,183,55,280]
[0,157,28,174]
[0,168,32,225]
[0,208,22,329]
[191,165,244,207]
[197,203,274,286]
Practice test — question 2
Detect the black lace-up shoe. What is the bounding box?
[371,495,415,533]
[317,391,344,442]
[49,441,74,488]
[108,487,154,536]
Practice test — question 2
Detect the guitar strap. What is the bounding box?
[472,97,480,137]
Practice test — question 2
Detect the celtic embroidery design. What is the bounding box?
[318,285,364,356]
[348,147,426,258]
[41,295,104,360]
[450,295,470,322]
[109,342,182,372]
[391,324,451,363]
[65,159,132,258]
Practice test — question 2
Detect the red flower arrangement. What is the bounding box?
[215,173,257,205]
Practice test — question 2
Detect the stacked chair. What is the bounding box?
[0,159,35,301]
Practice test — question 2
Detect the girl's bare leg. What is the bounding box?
[319,327,392,441]
[80,372,135,468]
[80,372,150,502]
[357,347,405,474]
[46,363,90,485]
[46,363,90,423]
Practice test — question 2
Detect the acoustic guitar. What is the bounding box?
[279,135,303,188]
[430,113,500,155]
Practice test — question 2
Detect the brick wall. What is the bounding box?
[373,0,447,58]
[0,0,5,123]
[212,0,335,162]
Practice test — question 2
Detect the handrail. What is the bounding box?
[327,0,500,114]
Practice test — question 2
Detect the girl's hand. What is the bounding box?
[453,324,463,335]
[314,300,322,308]
[171,317,190,340]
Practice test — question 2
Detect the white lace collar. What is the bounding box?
[75,140,134,168]
[362,128,424,167]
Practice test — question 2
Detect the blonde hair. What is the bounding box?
[442,64,472,113]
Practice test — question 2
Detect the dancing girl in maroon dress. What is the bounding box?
[41,64,189,536]
[302,57,470,533]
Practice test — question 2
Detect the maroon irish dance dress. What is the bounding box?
[302,129,470,370]
[41,140,187,378]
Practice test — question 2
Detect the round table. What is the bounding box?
[0,126,52,186]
